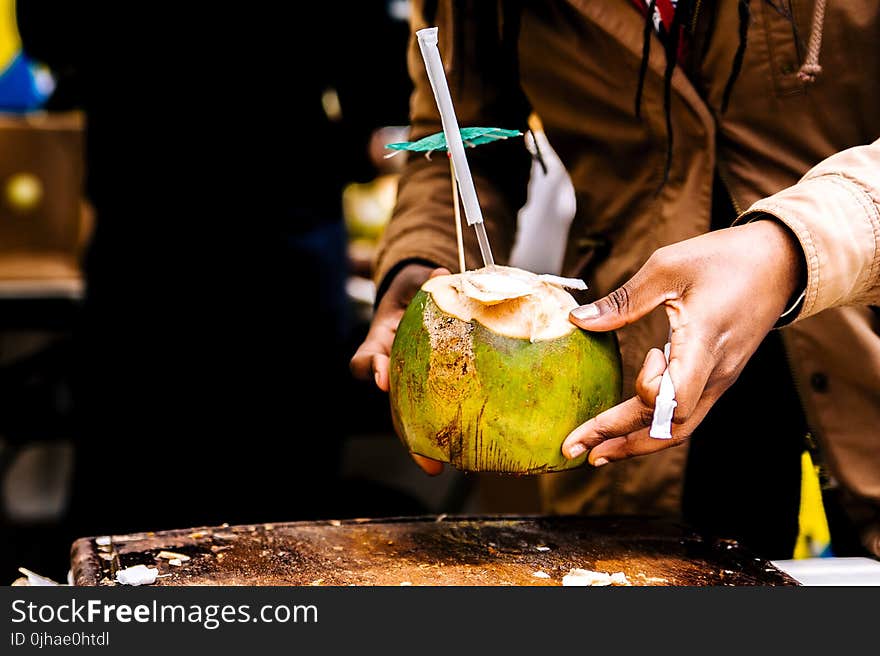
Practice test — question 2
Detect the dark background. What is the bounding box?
[1,1,457,582]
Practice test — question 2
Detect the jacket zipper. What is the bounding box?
[719,167,835,512]
[779,333,834,491]
[716,165,743,215]
[690,0,703,32]
[778,330,841,560]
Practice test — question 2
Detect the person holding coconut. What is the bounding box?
[352,1,880,560]
[560,142,880,560]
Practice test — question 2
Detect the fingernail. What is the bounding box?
[571,304,600,321]
[567,443,586,459]
[592,457,609,467]
[374,371,381,386]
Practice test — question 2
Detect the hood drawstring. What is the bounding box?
[721,0,751,113]
[798,0,827,83]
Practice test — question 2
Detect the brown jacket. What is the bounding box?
[375,0,880,557]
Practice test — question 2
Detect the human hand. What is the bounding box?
[350,263,450,475]
[561,220,804,466]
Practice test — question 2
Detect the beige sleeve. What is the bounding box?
[737,139,880,321]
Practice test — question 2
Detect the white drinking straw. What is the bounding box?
[416,27,494,267]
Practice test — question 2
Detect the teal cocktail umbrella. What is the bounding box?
[385,127,522,159]
[385,127,522,272]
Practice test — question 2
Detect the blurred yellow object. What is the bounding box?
[0,0,21,72]
[0,112,86,299]
[527,112,543,133]
[343,174,398,243]
[794,449,832,559]
[321,87,342,122]
[4,171,43,212]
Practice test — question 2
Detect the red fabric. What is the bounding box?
[630,0,689,65]
[630,0,676,30]
[655,0,677,30]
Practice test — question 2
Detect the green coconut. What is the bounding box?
[389,265,622,474]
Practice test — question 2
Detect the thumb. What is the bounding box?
[569,259,670,332]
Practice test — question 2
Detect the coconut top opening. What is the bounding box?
[422,265,586,342]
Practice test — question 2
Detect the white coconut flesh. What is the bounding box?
[421,265,587,342]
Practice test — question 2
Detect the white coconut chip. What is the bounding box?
[455,269,539,305]
[424,266,580,342]
[610,572,631,586]
[115,565,159,586]
[17,567,61,586]
[156,550,190,562]
[562,569,612,586]
[561,568,630,587]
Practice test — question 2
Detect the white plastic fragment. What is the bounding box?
[115,565,159,586]
[649,341,677,440]
[532,571,551,579]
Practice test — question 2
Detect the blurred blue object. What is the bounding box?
[0,51,54,112]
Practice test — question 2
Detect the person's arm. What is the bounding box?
[561,138,880,466]
[736,139,880,319]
